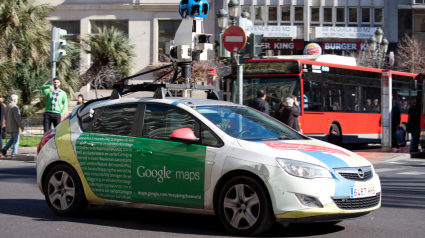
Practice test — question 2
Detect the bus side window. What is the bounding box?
[304,81,323,111]
[343,85,361,112]
[322,83,343,111]
[362,87,381,113]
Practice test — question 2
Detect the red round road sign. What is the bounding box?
[222,26,247,53]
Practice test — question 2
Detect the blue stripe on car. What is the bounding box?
[300,151,356,197]
[171,101,179,106]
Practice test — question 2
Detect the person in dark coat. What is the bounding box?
[0,95,4,157]
[407,98,422,152]
[392,97,401,148]
[275,101,286,121]
[280,97,300,131]
[248,89,269,115]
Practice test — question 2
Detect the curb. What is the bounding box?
[14,154,37,162]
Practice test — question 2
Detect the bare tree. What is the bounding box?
[346,49,390,69]
[153,52,231,85]
[395,34,425,74]
[92,66,120,98]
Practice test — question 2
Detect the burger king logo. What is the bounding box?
[304,43,322,55]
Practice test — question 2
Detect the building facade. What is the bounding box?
[40,0,216,88]
[398,0,425,43]
[215,0,393,56]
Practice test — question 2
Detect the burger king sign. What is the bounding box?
[304,43,322,55]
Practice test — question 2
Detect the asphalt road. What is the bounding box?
[0,158,424,238]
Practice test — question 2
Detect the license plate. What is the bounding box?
[350,186,376,198]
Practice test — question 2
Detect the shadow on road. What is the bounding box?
[0,198,346,237]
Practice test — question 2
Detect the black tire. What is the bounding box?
[218,175,275,236]
[329,124,342,146]
[44,164,88,216]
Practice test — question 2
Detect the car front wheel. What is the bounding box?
[218,175,275,236]
[44,164,88,216]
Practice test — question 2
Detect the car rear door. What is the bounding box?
[131,103,206,209]
[76,103,140,202]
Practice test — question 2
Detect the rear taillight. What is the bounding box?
[37,130,56,155]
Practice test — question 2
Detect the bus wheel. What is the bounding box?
[329,124,342,146]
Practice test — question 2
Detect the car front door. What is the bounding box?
[132,104,206,209]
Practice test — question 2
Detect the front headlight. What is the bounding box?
[276,158,333,179]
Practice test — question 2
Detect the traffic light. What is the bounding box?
[218,33,231,58]
[249,33,263,58]
[50,27,67,62]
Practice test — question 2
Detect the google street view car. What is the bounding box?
[36,85,381,236]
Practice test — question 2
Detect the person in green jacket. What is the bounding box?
[42,78,68,133]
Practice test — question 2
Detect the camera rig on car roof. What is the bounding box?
[108,0,216,101]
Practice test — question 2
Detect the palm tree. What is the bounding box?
[80,26,135,89]
[0,0,53,65]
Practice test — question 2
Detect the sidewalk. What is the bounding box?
[1,146,424,164]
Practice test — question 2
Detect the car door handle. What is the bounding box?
[80,142,94,147]
[137,149,153,155]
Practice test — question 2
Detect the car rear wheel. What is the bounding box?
[44,164,88,216]
[218,175,275,236]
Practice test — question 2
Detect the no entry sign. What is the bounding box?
[222,26,247,53]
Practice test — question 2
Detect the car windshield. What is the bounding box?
[194,106,304,141]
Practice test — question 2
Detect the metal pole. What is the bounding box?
[381,70,392,152]
[51,61,56,85]
[235,53,243,105]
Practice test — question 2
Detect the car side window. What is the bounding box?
[201,124,224,147]
[143,104,196,140]
[92,104,138,136]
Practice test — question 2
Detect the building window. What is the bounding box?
[268,6,277,22]
[51,21,80,41]
[242,6,252,17]
[349,8,358,25]
[295,6,304,23]
[255,6,265,22]
[415,0,425,3]
[281,6,290,22]
[311,7,319,24]
[158,20,181,61]
[336,8,345,23]
[374,8,383,23]
[90,20,128,36]
[323,8,333,23]
[362,8,371,24]
[414,15,425,33]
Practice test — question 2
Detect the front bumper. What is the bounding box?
[277,211,371,223]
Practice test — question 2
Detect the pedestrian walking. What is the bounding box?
[0,95,5,157]
[280,97,300,132]
[1,94,24,158]
[248,89,269,115]
[392,95,401,148]
[275,100,286,121]
[42,78,68,133]
[407,98,422,152]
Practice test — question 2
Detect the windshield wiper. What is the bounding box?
[259,137,295,140]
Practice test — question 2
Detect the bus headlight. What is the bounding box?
[276,158,333,179]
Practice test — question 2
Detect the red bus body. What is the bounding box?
[227,58,418,145]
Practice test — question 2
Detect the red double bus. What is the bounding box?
[222,56,420,146]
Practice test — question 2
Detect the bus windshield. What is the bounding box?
[231,77,301,116]
[195,106,304,141]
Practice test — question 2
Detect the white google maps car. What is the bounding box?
[36,97,381,236]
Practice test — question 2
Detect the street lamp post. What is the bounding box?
[368,28,389,69]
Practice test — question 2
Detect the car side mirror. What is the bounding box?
[170,128,199,144]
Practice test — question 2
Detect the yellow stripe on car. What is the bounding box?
[55,119,106,205]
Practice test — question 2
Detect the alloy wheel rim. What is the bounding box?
[47,171,75,211]
[223,184,260,229]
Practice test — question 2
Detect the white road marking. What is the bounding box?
[386,162,408,164]
[397,171,425,175]
[374,168,405,173]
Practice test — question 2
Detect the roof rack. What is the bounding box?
[111,82,219,100]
